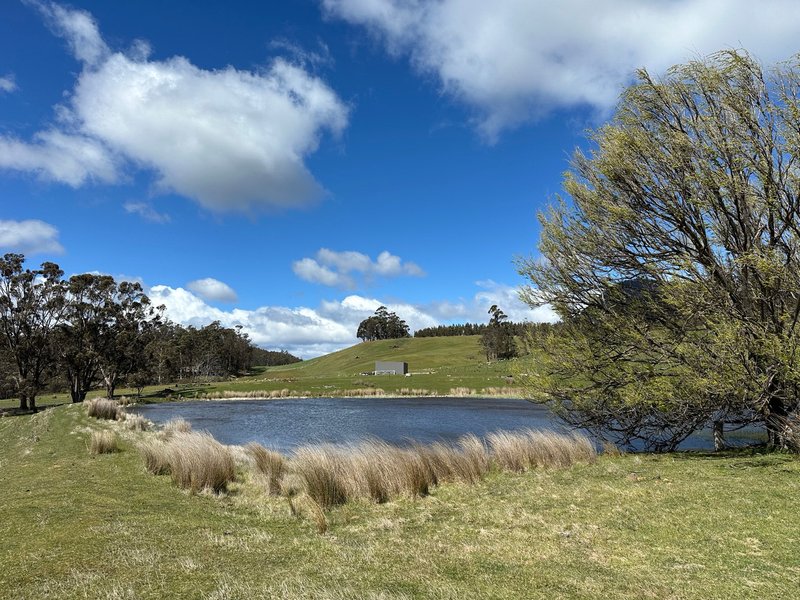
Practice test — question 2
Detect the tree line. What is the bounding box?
[0,254,299,411]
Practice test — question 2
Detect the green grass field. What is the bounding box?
[1,404,798,599]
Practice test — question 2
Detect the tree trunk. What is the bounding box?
[70,377,87,403]
[18,391,28,411]
[713,420,726,451]
[765,396,789,449]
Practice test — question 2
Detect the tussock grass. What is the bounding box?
[487,429,596,472]
[138,432,235,493]
[120,413,150,431]
[89,430,117,455]
[285,430,595,512]
[245,442,285,495]
[85,398,120,420]
[449,387,474,396]
[138,437,171,475]
[341,388,387,397]
[162,417,192,436]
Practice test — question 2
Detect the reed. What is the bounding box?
[245,442,285,495]
[85,398,120,420]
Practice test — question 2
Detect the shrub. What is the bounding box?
[245,442,285,495]
[89,430,117,455]
[86,398,120,420]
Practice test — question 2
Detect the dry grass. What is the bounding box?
[138,432,235,493]
[162,417,192,436]
[245,442,285,495]
[285,430,595,512]
[120,413,150,431]
[85,398,120,420]
[89,430,117,455]
[449,387,474,396]
[487,429,596,472]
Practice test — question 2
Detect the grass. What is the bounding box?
[85,397,119,420]
[1,404,799,598]
[137,430,235,493]
[88,430,117,455]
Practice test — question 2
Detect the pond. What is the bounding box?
[132,396,766,454]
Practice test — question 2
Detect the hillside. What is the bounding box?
[150,336,530,400]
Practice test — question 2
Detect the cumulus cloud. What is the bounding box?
[322,0,800,139]
[186,277,239,303]
[0,2,348,211]
[149,280,554,358]
[293,248,424,287]
[123,201,170,224]
[0,75,17,93]
[0,219,64,255]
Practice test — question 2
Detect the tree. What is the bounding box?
[356,306,410,341]
[97,281,157,398]
[57,273,117,403]
[481,305,517,361]
[0,254,65,411]
[518,50,800,449]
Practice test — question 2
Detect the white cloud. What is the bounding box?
[0,219,64,255]
[149,280,555,358]
[186,278,238,303]
[0,2,348,211]
[322,0,800,139]
[293,248,424,287]
[0,75,17,93]
[123,201,170,224]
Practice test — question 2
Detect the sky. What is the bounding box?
[2,0,800,358]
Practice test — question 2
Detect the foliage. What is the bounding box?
[251,348,302,366]
[0,254,66,411]
[519,50,800,449]
[481,305,517,361]
[356,306,410,341]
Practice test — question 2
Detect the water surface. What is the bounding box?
[132,396,765,453]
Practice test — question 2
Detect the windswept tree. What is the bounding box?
[481,305,517,361]
[0,254,65,411]
[357,306,410,341]
[519,50,800,449]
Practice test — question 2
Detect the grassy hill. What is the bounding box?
[0,336,530,411]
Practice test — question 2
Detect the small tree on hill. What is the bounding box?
[357,306,410,341]
[481,305,517,362]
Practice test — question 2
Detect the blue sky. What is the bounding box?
[2,0,800,357]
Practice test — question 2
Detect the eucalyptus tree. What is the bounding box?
[481,305,516,362]
[519,50,800,449]
[0,254,66,411]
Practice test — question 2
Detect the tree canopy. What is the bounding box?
[356,306,410,342]
[518,50,800,450]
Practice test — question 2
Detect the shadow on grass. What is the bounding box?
[667,446,795,468]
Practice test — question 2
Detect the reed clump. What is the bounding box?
[137,431,235,493]
[245,442,285,495]
[85,398,120,420]
[449,387,474,396]
[284,430,595,512]
[162,417,192,436]
[89,430,118,455]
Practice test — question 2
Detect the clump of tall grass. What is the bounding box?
[119,412,150,431]
[284,430,595,512]
[341,388,387,397]
[89,430,118,455]
[487,429,596,472]
[85,398,120,420]
[480,387,523,397]
[449,387,474,396]
[162,417,192,436]
[137,431,235,494]
[245,442,285,495]
[397,388,435,396]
